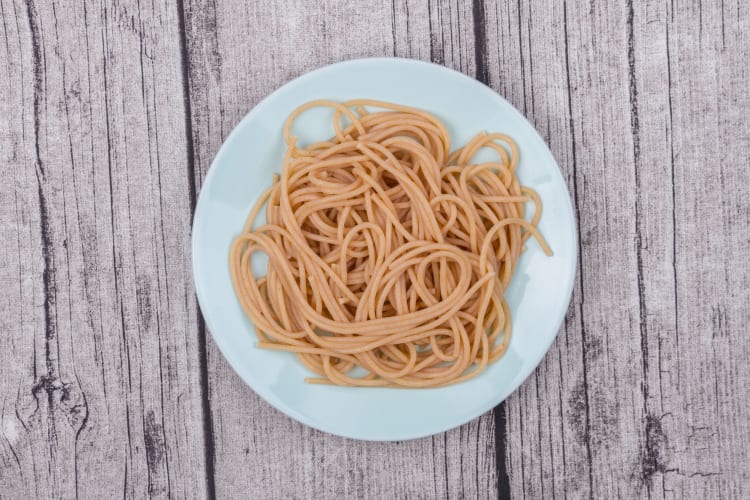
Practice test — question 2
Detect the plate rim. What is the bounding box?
[192,56,578,441]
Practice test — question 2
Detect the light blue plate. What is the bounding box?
[192,58,576,441]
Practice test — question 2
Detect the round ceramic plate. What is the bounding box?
[192,58,576,441]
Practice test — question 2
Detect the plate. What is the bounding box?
[192,58,576,441]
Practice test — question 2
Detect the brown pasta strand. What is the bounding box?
[229,99,552,388]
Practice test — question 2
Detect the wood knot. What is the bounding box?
[30,375,88,432]
[641,414,668,482]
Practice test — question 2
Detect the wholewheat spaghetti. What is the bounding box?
[229,99,551,387]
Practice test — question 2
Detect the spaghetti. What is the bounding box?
[229,99,551,387]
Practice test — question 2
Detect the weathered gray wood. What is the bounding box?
[0,0,209,498]
[656,1,749,496]
[182,1,498,499]
[2,0,749,498]
[480,0,750,498]
[478,3,591,498]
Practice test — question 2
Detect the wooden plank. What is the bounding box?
[477,3,583,498]
[182,0,500,498]
[480,1,594,498]
[481,0,750,498]
[657,0,750,496]
[0,0,209,498]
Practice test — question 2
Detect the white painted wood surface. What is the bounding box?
[1,0,747,498]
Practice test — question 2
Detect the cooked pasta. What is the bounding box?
[229,99,551,387]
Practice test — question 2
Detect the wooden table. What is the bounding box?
[2,0,748,498]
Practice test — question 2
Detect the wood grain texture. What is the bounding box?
[480,0,750,498]
[0,0,209,498]
[2,0,748,498]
